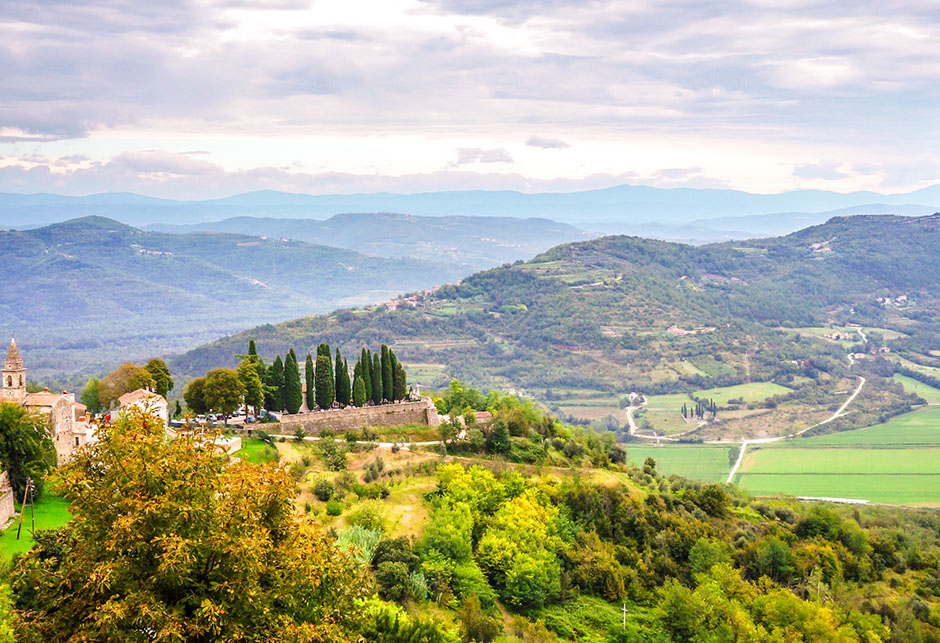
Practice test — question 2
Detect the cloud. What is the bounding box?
[2,0,940,194]
[453,148,514,165]
[525,135,570,149]
[793,161,850,181]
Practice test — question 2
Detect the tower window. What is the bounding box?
[5,376,10,387]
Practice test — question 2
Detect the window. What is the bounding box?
[75,437,80,447]
[4,376,10,387]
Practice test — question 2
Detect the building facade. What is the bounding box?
[2,338,94,464]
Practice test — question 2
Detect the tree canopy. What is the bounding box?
[9,408,370,642]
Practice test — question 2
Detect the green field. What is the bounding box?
[695,382,792,405]
[893,373,940,403]
[738,473,940,506]
[627,445,732,483]
[796,406,940,446]
[237,438,280,464]
[736,407,940,506]
[0,493,72,559]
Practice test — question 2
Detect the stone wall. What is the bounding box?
[276,396,439,434]
[0,472,15,527]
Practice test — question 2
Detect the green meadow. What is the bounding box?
[627,445,733,483]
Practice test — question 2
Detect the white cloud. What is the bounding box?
[2,0,940,195]
[525,135,570,149]
[453,147,514,165]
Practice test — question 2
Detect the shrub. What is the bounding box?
[347,500,386,532]
[336,525,383,565]
[326,498,342,516]
[458,595,501,643]
[376,561,412,602]
[410,571,429,602]
[313,478,335,501]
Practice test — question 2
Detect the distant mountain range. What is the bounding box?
[2,185,939,244]
[147,213,592,265]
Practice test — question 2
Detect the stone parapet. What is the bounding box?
[276,396,439,434]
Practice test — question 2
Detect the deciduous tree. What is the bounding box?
[0,403,55,499]
[10,408,369,642]
[144,358,174,399]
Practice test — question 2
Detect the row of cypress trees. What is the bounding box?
[244,340,407,414]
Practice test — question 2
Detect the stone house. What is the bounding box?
[116,388,168,426]
[2,338,94,465]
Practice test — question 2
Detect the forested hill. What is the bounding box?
[0,216,468,379]
[175,214,940,436]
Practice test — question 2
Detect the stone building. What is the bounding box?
[2,338,94,464]
[116,388,168,426]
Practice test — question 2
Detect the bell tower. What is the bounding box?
[2,338,26,405]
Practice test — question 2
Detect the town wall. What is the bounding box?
[276,397,439,434]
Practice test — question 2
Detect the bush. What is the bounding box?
[336,525,383,565]
[410,571,429,602]
[374,537,420,572]
[347,500,386,532]
[313,478,335,501]
[326,499,342,516]
[376,561,412,602]
[458,595,501,643]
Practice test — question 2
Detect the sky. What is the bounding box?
[1,0,940,199]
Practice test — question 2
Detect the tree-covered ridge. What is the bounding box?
[1,216,469,381]
[176,214,940,439]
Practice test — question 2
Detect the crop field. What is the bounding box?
[696,381,792,405]
[736,407,940,506]
[559,405,621,421]
[893,374,940,403]
[626,445,732,483]
[797,406,940,446]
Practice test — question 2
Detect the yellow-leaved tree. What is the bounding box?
[10,408,370,642]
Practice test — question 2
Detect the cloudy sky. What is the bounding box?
[1,0,939,199]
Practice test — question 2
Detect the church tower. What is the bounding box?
[2,338,26,405]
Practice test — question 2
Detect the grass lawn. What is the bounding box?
[236,437,280,464]
[627,445,732,483]
[0,493,72,559]
[695,382,792,405]
[893,374,940,403]
[559,405,620,421]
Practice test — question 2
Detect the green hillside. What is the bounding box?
[175,214,940,440]
[0,216,468,380]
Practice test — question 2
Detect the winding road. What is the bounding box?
[723,374,867,484]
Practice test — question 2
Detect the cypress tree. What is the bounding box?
[266,355,284,411]
[371,353,383,404]
[335,349,351,406]
[352,374,366,407]
[381,344,393,402]
[361,349,372,401]
[393,362,407,401]
[283,349,302,414]
[248,339,258,360]
[388,350,399,400]
[305,353,315,411]
[317,343,331,359]
[315,354,335,409]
